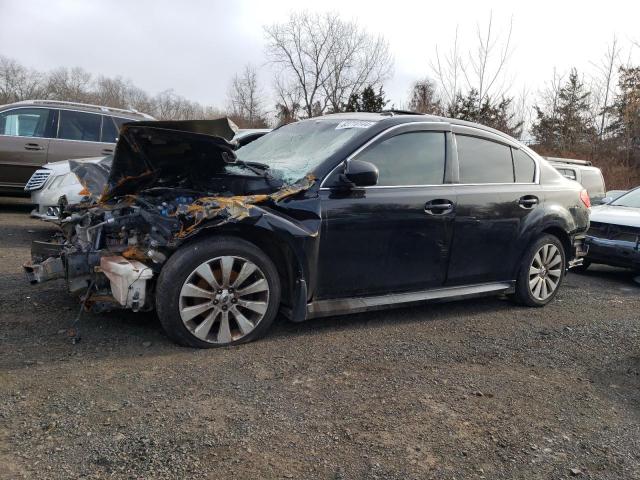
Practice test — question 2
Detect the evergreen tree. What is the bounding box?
[607,66,640,164]
[343,85,387,112]
[532,69,595,153]
[447,89,523,137]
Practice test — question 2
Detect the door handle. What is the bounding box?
[101,148,114,155]
[425,199,454,215]
[518,195,539,209]
[24,143,44,151]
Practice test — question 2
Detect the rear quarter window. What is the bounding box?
[512,149,536,183]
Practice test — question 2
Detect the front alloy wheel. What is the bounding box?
[179,256,269,344]
[156,236,281,348]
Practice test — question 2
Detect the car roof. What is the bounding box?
[307,112,521,145]
[0,99,154,120]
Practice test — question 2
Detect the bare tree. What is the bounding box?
[273,72,302,125]
[431,26,463,110]
[0,56,45,104]
[227,64,266,127]
[462,12,514,109]
[431,14,513,112]
[46,67,92,102]
[264,11,392,117]
[589,36,621,138]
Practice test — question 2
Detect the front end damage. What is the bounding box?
[24,118,317,316]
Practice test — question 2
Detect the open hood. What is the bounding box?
[73,118,240,201]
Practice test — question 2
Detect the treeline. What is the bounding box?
[2,11,639,188]
[0,56,224,120]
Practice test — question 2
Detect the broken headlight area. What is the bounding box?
[23,118,316,315]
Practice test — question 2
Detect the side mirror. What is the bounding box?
[342,160,379,187]
[601,196,612,205]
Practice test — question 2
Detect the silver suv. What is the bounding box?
[0,100,153,195]
[546,157,606,205]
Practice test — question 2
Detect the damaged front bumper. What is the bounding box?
[24,244,155,312]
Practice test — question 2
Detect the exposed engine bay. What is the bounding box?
[23,118,315,315]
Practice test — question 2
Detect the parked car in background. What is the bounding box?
[580,186,640,271]
[603,190,627,203]
[0,100,153,195]
[27,127,271,220]
[25,113,590,348]
[547,157,606,204]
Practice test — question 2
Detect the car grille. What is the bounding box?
[589,221,640,243]
[24,169,51,191]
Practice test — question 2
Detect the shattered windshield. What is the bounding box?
[235,118,377,184]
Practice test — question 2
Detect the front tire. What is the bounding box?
[513,234,566,307]
[156,236,281,348]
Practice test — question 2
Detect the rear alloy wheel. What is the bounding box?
[528,244,562,301]
[156,237,281,348]
[513,234,566,307]
[179,256,269,344]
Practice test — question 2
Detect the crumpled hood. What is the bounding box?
[73,118,239,201]
[590,204,640,228]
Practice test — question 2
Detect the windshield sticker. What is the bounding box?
[335,120,376,130]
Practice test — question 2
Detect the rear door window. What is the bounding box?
[512,148,536,182]
[100,115,119,143]
[354,131,446,186]
[456,135,513,183]
[0,108,53,137]
[58,110,101,142]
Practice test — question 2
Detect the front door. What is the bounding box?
[316,128,456,299]
[0,107,54,188]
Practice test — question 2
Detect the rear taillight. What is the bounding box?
[580,189,591,208]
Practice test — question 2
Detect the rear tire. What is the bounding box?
[156,236,281,348]
[513,234,566,307]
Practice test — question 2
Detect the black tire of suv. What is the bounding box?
[513,234,566,307]
[156,236,281,348]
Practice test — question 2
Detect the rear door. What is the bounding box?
[446,128,541,286]
[0,107,55,189]
[47,109,114,162]
[317,125,457,298]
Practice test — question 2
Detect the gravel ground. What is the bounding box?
[1,197,639,480]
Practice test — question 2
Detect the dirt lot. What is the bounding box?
[1,197,639,480]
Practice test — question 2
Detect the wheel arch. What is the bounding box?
[541,225,571,261]
[174,222,308,313]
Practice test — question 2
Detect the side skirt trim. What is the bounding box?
[306,281,515,319]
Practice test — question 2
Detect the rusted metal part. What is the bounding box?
[122,246,149,262]
[177,175,316,237]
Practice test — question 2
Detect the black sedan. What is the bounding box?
[25,113,590,347]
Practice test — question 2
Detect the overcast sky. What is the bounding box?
[1,0,639,112]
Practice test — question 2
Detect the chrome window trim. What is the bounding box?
[318,120,541,190]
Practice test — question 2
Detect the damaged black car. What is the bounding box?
[25,113,590,348]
